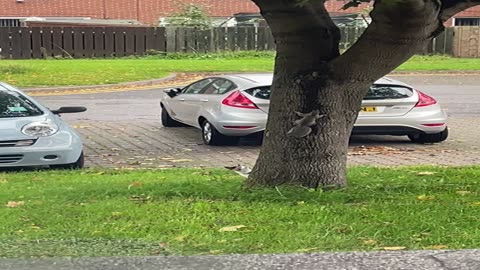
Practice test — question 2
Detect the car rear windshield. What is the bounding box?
[244,86,271,100]
[364,85,413,100]
[0,91,43,118]
[245,85,413,101]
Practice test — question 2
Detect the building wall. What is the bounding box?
[0,0,479,26]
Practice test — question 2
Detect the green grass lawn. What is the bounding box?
[1,167,480,258]
[0,53,479,87]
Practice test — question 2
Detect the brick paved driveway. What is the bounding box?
[71,118,479,169]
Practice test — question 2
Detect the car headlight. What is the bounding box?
[21,122,59,137]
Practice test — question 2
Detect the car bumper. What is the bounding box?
[354,106,448,135]
[207,106,268,136]
[0,131,83,168]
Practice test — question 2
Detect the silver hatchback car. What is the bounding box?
[160,73,448,145]
[0,82,86,169]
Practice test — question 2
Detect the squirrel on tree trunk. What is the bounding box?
[287,110,324,138]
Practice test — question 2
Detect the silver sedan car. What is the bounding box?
[160,73,448,145]
[0,82,86,169]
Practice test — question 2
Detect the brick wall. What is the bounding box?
[0,0,369,25]
[0,0,479,26]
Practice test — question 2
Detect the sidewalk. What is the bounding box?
[2,249,480,270]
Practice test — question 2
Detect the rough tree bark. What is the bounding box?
[247,0,480,189]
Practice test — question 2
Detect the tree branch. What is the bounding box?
[328,0,444,83]
[251,0,341,67]
[440,0,480,21]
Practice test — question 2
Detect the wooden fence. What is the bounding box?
[0,26,476,59]
[0,27,166,59]
[453,26,480,58]
[164,27,275,52]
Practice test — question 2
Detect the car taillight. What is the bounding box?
[222,91,258,109]
[415,91,437,107]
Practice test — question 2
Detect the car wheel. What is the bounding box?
[408,128,449,144]
[161,107,181,127]
[201,120,239,146]
[51,152,85,170]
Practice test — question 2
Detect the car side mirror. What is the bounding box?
[164,88,181,98]
[51,106,87,115]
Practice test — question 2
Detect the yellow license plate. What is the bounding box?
[361,107,377,112]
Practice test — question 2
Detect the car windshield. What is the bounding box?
[364,85,413,100]
[0,90,44,118]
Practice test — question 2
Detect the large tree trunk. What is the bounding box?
[248,74,365,188]
[246,0,369,188]
[247,0,448,188]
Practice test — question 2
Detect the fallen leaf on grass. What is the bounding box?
[417,195,435,201]
[109,212,123,220]
[470,202,480,206]
[425,245,448,250]
[297,247,319,253]
[6,201,25,208]
[128,182,144,189]
[417,172,436,176]
[129,195,151,203]
[456,191,472,196]
[174,236,186,242]
[0,178,7,184]
[383,246,406,251]
[218,225,247,232]
[363,239,378,245]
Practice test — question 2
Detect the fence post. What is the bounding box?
[0,28,11,59]
[166,27,176,53]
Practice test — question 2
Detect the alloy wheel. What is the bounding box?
[203,122,212,144]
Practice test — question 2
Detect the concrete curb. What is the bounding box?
[1,249,480,270]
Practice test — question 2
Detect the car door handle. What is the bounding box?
[178,98,185,101]
[200,99,209,102]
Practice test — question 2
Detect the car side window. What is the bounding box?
[182,79,214,94]
[200,79,236,95]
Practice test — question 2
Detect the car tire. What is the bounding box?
[51,152,85,170]
[408,128,449,144]
[201,120,239,146]
[161,107,181,127]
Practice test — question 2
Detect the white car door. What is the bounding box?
[190,79,238,125]
[170,78,214,125]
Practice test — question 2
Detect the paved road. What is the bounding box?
[37,74,480,121]
[34,74,480,168]
[2,249,480,270]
